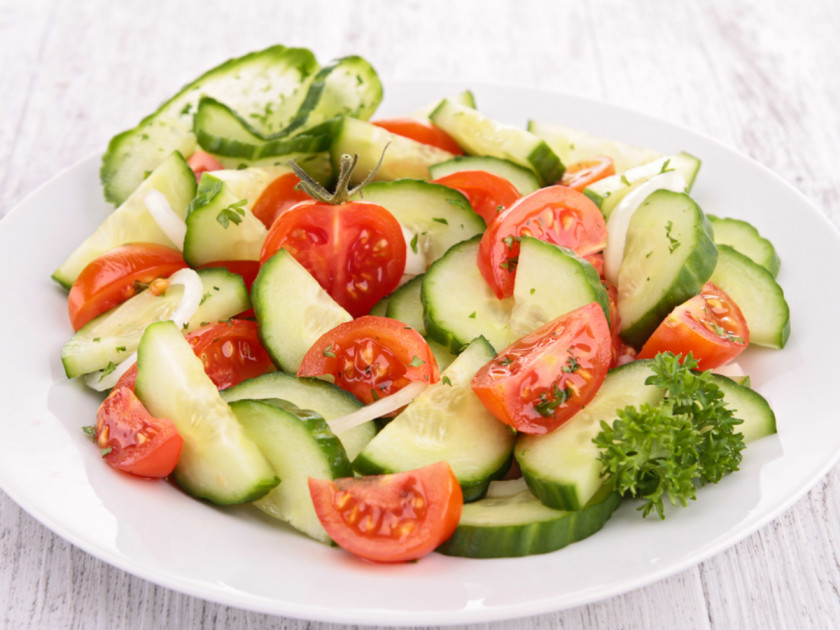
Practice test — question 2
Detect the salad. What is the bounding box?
[53,44,790,563]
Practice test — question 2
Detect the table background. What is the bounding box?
[1,0,838,628]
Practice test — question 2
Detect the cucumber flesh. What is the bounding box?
[411,90,476,119]
[709,374,777,442]
[428,155,541,195]
[707,215,781,277]
[135,321,278,504]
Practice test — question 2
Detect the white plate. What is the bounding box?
[1,81,838,626]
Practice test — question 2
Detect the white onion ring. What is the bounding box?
[144,189,186,250]
[84,351,137,392]
[328,381,428,435]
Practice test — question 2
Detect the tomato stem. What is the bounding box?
[288,144,389,205]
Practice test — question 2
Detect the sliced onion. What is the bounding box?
[328,381,428,435]
[603,170,687,285]
[144,189,186,250]
[84,351,137,392]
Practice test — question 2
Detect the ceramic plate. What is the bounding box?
[1,81,838,626]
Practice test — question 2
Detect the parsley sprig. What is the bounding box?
[593,352,745,519]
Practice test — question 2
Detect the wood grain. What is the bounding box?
[1,0,839,628]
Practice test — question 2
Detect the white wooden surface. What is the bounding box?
[1,0,839,627]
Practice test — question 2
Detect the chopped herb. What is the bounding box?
[621,174,631,186]
[410,233,419,254]
[199,291,212,306]
[115,346,126,353]
[93,337,101,343]
[497,355,513,366]
[409,356,424,368]
[534,382,573,417]
[562,352,581,373]
[710,322,745,344]
[322,344,337,358]
[432,217,448,225]
[441,375,452,386]
[665,220,680,253]
[82,426,96,438]
[100,447,113,457]
[530,287,536,295]
[370,388,380,402]
[216,199,248,228]
[98,362,117,381]
[659,158,673,174]
[502,235,520,249]
[468,311,476,319]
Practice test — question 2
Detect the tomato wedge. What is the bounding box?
[560,156,616,191]
[372,117,463,154]
[471,302,612,434]
[477,185,607,299]
[68,243,187,330]
[638,282,750,370]
[308,461,463,563]
[186,150,223,180]
[94,386,183,478]
[297,316,439,405]
[432,170,521,225]
[251,172,312,228]
[186,320,275,389]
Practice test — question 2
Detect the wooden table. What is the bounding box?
[2,0,838,627]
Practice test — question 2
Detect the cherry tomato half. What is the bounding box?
[477,185,607,299]
[94,386,183,478]
[186,319,276,390]
[372,117,463,154]
[186,150,223,180]
[260,200,407,318]
[68,243,187,331]
[297,316,439,405]
[308,461,463,563]
[471,302,612,434]
[637,282,750,370]
[560,156,616,191]
[432,170,521,225]
[251,172,312,228]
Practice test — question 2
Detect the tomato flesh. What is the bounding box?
[297,316,439,405]
[68,243,187,331]
[560,156,616,191]
[477,185,607,299]
[372,117,463,154]
[432,170,521,225]
[260,201,407,318]
[472,302,612,434]
[638,282,750,370]
[308,461,463,563]
[186,319,276,390]
[95,386,183,478]
[251,172,312,228]
[186,150,223,180]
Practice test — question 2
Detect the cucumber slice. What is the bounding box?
[330,116,456,185]
[411,90,476,119]
[135,321,278,504]
[356,179,485,267]
[515,360,665,510]
[707,215,781,277]
[437,478,620,558]
[527,120,663,175]
[183,172,269,267]
[507,237,609,344]
[252,248,352,372]
[422,236,514,354]
[230,399,352,543]
[53,152,196,288]
[221,371,376,461]
[709,244,790,349]
[430,99,564,186]
[709,374,777,442]
[61,267,249,378]
[428,155,541,195]
[617,190,718,349]
[585,153,701,219]
[101,45,319,205]
[353,337,515,502]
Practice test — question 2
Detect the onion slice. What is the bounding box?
[328,380,428,435]
[84,351,137,392]
[144,189,186,250]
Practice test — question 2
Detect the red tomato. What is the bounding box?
[372,117,463,154]
[94,386,183,478]
[186,320,276,389]
[297,316,439,405]
[559,156,616,191]
[431,170,521,225]
[260,201,407,318]
[68,243,187,331]
[186,150,223,180]
[637,282,750,370]
[251,172,312,228]
[477,185,608,299]
[603,280,637,367]
[308,461,463,563]
[471,302,612,434]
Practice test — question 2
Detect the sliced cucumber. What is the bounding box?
[353,337,515,502]
[515,360,665,510]
[53,152,196,288]
[617,190,718,349]
[430,99,564,186]
[230,399,352,543]
[101,45,319,205]
[135,321,278,504]
[428,155,541,195]
[330,116,456,185]
[61,267,249,378]
[411,90,476,119]
[507,237,609,345]
[709,374,777,442]
[252,248,352,372]
[708,215,781,277]
[527,120,663,175]
[221,371,376,461]
[710,244,790,349]
[356,179,485,267]
[436,478,620,558]
[422,236,514,354]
